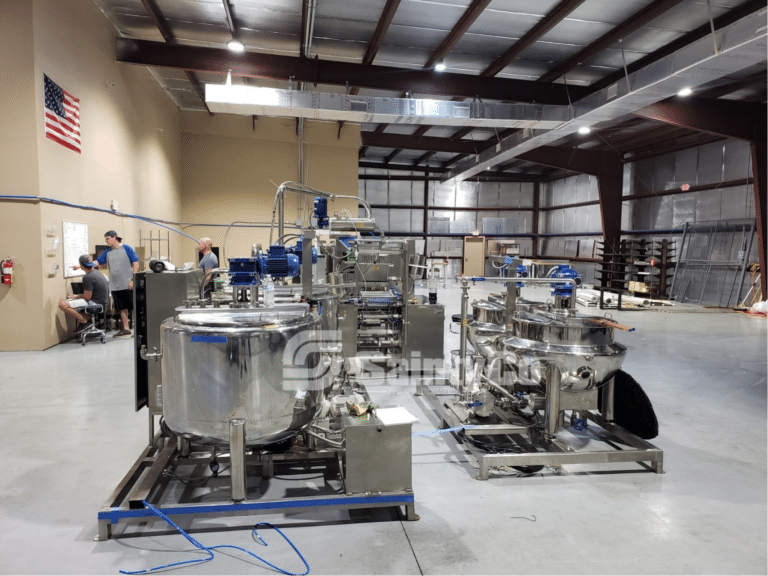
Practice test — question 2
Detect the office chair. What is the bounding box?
[78,303,107,345]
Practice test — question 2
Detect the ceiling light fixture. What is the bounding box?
[677,86,693,97]
[578,126,591,135]
[434,61,446,72]
[227,38,245,53]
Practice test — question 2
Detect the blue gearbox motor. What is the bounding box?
[314,197,329,229]
[549,264,582,297]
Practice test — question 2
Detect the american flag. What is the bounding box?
[44,75,81,153]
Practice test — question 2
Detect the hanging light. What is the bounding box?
[578,126,591,135]
[434,61,446,72]
[677,86,693,97]
[227,38,245,53]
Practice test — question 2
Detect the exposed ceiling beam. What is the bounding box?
[481,0,587,78]
[361,160,441,172]
[623,133,724,162]
[424,0,492,69]
[443,154,469,168]
[384,149,403,164]
[413,151,436,166]
[698,68,767,99]
[139,0,212,114]
[633,97,767,142]
[221,0,237,39]
[115,38,588,105]
[608,123,690,152]
[300,0,309,59]
[348,0,401,113]
[538,0,684,83]
[443,9,766,183]
[140,0,174,43]
[451,127,475,140]
[362,132,481,154]
[589,0,767,93]
[362,0,401,67]
[516,146,622,176]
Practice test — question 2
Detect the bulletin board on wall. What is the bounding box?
[62,221,88,278]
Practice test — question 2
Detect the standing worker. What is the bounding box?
[95,230,139,338]
[197,237,218,299]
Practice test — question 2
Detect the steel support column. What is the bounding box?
[533,181,540,258]
[751,140,767,301]
[597,167,624,248]
[517,147,624,247]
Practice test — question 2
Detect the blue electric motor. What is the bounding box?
[314,197,329,229]
[550,264,582,297]
[287,239,318,265]
[262,245,301,278]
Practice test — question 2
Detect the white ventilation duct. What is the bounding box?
[205,85,570,129]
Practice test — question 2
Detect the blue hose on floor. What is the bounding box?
[412,425,477,437]
[119,500,310,575]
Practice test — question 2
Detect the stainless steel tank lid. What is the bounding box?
[175,304,311,327]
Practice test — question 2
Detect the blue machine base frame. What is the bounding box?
[97,439,418,541]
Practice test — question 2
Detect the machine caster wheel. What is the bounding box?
[101,335,106,344]
[81,338,85,346]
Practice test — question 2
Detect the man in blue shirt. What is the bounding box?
[95,230,139,338]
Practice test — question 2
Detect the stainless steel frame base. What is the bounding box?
[418,381,664,481]
[97,436,418,541]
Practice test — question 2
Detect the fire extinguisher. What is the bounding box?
[2,257,13,286]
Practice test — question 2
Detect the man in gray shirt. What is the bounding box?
[58,254,109,335]
[197,237,218,299]
[95,230,139,337]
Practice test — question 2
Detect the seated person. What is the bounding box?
[58,254,110,333]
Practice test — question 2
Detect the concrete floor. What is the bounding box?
[1,283,766,575]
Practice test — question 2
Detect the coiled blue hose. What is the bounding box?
[119,500,310,575]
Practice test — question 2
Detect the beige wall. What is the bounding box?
[0,0,45,350]
[0,0,184,350]
[179,112,360,264]
[0,1,361,351]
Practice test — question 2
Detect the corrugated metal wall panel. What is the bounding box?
[720,185,752,220]
[672,194,696,227]
[697,141,725,185]
[456,181,478,208]
[695,189,722,222]
[499,181,522,206]
[371,207,389,230]
[562,207,577,234]
[585,204,602,233]
[365,179,389,204]
[434,182,456,208]
[675,147,699,186]
[652,195,674,230]
[478,181,499,208]
[544,181,554,207]
[621,200,633,232]
[410,209,425,233]
[389,179,413,205]
[632,159,655,195]
[388,208,412,233]
[723,139,751,182]
[520,182,535,207]
[633,197,654,230]
[574,173,590,204]
[654,153,676,191]
[452,211,478,231]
